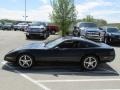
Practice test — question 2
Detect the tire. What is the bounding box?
[81,56,98,71]
[51,30,56,35]
[26,35,31,39]
[47,31,50,37]
[73,31,80,37]
[43,33,47,39]
[104,37,110,44]
[17,54,34,69]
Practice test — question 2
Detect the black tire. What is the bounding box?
[17,54,34,69]
[51,30,56,35]
[26,35,31,40]
[81,56,99,71]
[43,33,47,39]
[73,31,80,37]
[104,37,110,44]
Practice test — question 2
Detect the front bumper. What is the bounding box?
[4,55,16,62]
[3,27,11,29]
[85,35,103,41]
[110,37,120,43]
[26,32,45,37]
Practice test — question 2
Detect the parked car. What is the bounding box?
[0,23,3,30]
[2,23,13,30]
[47,24,59,34]
[4,37,115,70]
[73,22,105,42]
[101,26,120,44]
[25,22,49,39]
[29,22,46,27]
[13,23,28,31]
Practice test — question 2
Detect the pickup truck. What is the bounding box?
[13,23,28,31]
[73,22,105,42]
[47,24,59,34]
[101,26,120,44]
[26,22,49,39]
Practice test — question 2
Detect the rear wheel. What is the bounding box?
[81,56,98,70]
[17,54,34,69]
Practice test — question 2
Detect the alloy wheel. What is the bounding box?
[83,56,98,70]
[18,55,33,69]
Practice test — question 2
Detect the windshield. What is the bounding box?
[45,38,63,48]
[30,22,46,26]
[107,28,119,33]
[80,23,97,28]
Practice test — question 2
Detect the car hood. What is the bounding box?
[15,42,46,51]
[85,28,100,32]
[111,32,120,36]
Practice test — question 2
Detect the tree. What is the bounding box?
[51,0,76,36]
[81,15,107,26]
[94,19,107,26]
[82,15,94,22]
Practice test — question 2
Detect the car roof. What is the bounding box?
[59,36,95,43]
[59,36,99,45]
[29,25,45,28]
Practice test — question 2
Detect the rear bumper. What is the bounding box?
[100,55,115,62]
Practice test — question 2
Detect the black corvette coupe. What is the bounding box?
[4,37,115,70]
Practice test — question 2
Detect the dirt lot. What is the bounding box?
[0,31,120,90]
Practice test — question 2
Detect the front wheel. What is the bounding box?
[73,31,80,37]
[26,35,31,40]
[104,37,110,44]
[43,33,47,39]
[81,56,98,70]
[17,54,34,69]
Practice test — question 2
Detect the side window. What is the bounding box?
[58,40,78,48]
[77,42,88,48]
[77,41,97,48]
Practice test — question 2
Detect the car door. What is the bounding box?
[37,40,82,62]
[50,40,84,62]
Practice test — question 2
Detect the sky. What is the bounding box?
[0,0,120,23]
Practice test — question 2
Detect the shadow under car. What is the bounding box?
[2,62,119,76]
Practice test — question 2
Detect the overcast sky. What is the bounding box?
[0,0,120,23]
